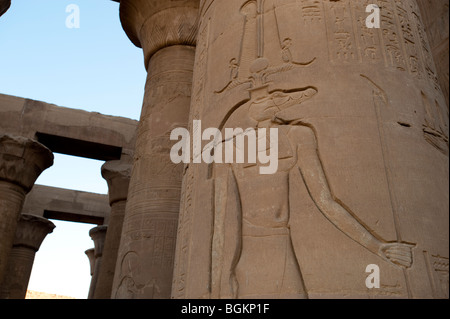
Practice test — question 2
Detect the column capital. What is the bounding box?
[119,0,200,68]
[89,226,108,258]
[0,134,53,193]
[101,160,131,205]
[12,214,55,252]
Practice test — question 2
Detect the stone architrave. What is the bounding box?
[87,226,107,299]
[93,159,131,299]
[172,0,449,299]
[111,0,199,299]
[0,214,55,299]
[0,134,53,285]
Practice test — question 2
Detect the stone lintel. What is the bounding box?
[0,94,138,160]
[22,185,109,225]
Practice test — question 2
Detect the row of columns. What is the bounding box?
[0,132,133,299]
[0,214,55,298]
[0,134,54,298]
[85,160,131,299]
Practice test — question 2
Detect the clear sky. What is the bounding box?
[0,0,147,298]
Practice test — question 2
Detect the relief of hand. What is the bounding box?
[379,242,415,268]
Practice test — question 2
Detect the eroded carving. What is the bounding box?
[421,91,449,155]
[324,0,358,62]
[209,1,415,299]
[424,251,449,299]
[298,0,323,24]
[215,0,315,94]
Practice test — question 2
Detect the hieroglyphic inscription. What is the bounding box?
[124,215,178,267]
[378,0,407,70]
[393,0,423,78]
[408,0,441,91]
[353,0,383,63]
[432,255,450,298]
[298,0,323,24]
[324,0,358,62]
[115,214,178,298]
[323,0,441,89]
[424,251,449,298]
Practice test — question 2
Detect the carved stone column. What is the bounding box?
[172,0,448,299]
[87,226,107,299]
[93,160,131,299]
[111,0,199,299]
[0,134,53,285]
[0,214,55,299]
[85,248,95,277]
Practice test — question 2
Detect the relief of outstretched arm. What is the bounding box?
[288,125,414,268]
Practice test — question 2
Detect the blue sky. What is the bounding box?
[1,1,146,298]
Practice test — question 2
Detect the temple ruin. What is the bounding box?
[0,0,448,299]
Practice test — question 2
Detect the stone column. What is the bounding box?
[87,226,107,299]
[0,134,53,285]
[92,160,131,299]
[172,0,448,299]
[85,248,95,277]
[0,214,55,299]
[111,0,199,299]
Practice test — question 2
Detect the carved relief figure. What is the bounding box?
[211,0,415,299]
[115,252,147,298]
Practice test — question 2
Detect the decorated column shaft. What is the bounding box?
[172,0,449,299]
[0,134,53,285]
[0,214,55,299]
[111,0,199,299]
[93,160,131,299]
